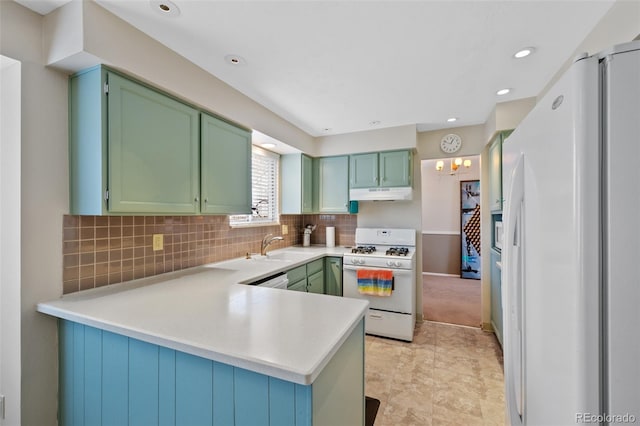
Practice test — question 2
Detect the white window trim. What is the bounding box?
[229,146,280,228]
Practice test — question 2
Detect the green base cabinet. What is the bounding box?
[490,248,503,347]
[325,257,343,296]
[58,319,364,426]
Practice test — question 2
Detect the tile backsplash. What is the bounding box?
[62,214,356,294]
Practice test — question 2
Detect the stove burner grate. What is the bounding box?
[351,246,377,254]
[385,247,409,256]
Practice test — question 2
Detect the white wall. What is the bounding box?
[1,2,74,424]
[0,55,21,426]
[43,0,316,155]
[421,157,481,234]
[315,124,417,157]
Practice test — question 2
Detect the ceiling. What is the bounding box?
[17,0,616,138]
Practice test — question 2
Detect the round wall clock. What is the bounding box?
[440,133,462,154]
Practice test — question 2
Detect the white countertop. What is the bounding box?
[37,246,367,385]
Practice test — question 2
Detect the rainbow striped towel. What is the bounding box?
[357,269,394,296]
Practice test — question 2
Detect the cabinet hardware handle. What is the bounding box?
[204,198,208,203]
[194,197,199,202]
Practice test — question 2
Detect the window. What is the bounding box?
[229,147,279,226]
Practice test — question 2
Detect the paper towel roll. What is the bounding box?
[326,226,335,247]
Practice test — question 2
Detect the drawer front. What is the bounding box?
[287,265,307,283]
[306,259,324,276]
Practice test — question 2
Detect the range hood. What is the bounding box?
[349,187,413,201]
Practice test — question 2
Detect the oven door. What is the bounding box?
[343,264,414,313]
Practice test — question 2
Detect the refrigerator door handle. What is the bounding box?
[503,154,525,425]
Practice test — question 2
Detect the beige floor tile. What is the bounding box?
[366,321,505,426]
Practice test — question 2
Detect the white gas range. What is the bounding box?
[342,228,416,341]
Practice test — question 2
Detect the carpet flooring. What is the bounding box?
[422,274,481,328]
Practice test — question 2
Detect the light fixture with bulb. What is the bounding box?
[497,88,511,96]
[514,47,536,59]
[436,157,473,175]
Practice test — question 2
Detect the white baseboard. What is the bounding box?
[422,272,461,278]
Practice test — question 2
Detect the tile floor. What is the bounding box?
[365,321,505,426]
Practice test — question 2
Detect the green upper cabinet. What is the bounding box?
[107,72,200,214]
[349,150,412,189]
[488,133,502,212]
[349,153,379,188]
[379,150,411,187]
[69,65,251,215]
[200,113,251,214]
[315,156,349,213]
[488,131,512,212]
[281,154,314,214]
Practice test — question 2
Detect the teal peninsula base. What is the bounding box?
[59,319,364,426]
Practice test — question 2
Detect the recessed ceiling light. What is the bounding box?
[497,88,511,96]
[370,120,381,126]
[447,117,457,123]
[150,0,180,17]
[514,47,536,59]
[260,143,276,149]
[224,55,247,66]
[322,128,332,132]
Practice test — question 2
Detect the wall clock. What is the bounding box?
[440,133,462,154]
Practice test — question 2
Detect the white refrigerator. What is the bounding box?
[502,41,640,425]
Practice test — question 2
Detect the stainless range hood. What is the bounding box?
[349,187,413,201]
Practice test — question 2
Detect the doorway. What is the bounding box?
[420,157,482,327]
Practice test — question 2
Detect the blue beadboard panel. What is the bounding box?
[58,319,364,426]
[58,320,74,426]
[269,378,295,426]
[158,347,176,426]
[84,326,103,424]
[295,384,313,426]
[175,351,213,425]
[102,331,129,426]
[213,362,234,426]
[129,340,159,425]
[72,322,84,426]
[234,369,269,426]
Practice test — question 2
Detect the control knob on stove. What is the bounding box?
[386,260,401,268]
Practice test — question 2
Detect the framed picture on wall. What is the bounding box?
[460,180,481,279]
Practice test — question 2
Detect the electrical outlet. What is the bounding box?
[152,234,164,251]
[282,224,288,235]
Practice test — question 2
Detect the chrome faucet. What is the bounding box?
[261,234,284,256]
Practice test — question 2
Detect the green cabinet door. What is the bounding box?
[379,150,412,187]
[489,134,503,212]
[490,248,503,346]
[317,156,349,213]
[107,72,200,214]
[288,279,307,292]
[307,270,324,294]
[302,154,314,213]
[349,153,378,188]
[281,154,314,214]
[200,113,252,214]
[324,257,343,296]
